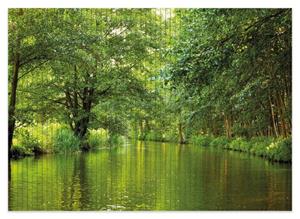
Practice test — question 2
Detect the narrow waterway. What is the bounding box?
[9,140,291,210]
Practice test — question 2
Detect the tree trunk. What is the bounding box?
[277,92,288,137]
[8,51,20,156]
[178,122,185,144]
[269,95,278,137]
[224,114,232,138]
[139,120,144,140]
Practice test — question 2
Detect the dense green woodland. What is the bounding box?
[9,9,291,162]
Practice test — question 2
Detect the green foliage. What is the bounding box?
[209,136,230,148]
[53,128,80,153]
[107,134,124,146]
[249,137,273,157]
[10,145,29,159]
[12,129,45,158]
[9,9,291,164]
[190,135,213,147]
[267,137,292,162]
[168,9,291,138]
[228,137,250,152]
[190,135,291,162]
[144,131,166,142]
[87,129,107,150]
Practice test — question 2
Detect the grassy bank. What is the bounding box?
[191,135,292,162]
[11,123,292,163]
[11,123,124,159]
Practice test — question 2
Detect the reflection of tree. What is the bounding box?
[8,161,11,181]
[78,154,89,210]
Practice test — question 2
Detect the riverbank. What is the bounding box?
[191,135,292,163]
[10,124,124,159]
[11,124,291,163]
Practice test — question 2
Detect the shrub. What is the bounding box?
[249,137,273,157]
[267,137,292,162]
[53,128,80,153]
[87,129,107,150]
[108,133,124,146]
[34,123,63,151]
[10,145,30,159]
[164,131,178,143]
[209,136,230,148]
[191,135,213,147]
[12,129,44,156]
[227,137,246,151]
[145,131,166,142]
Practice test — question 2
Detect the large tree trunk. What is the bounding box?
[74,117,90,140]
[8,51,20,157]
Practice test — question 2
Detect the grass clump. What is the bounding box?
[108,134,124,146]
[210,136,230,148]
[145,131,166,142]
[228,137,251,152]
[53,128,80,153]
[87,129,107,150]
[190,135,213,147]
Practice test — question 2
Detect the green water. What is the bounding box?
[9,140,291,210]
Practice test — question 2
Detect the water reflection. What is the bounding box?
[9,141,291,210]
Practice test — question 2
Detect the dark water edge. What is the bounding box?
[9,140,291,211]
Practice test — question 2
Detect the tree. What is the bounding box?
[11,9,163,148]
[8,9,61,153]
[168,9,291,138]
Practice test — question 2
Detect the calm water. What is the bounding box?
[9,140,292,210]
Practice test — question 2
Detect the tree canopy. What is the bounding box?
[8,8,291,153]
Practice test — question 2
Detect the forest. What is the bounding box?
[9,8,292,162]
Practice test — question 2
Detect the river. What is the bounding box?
[9,140,291,210]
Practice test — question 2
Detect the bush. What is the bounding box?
[12,129,45,157]
[34,123,63,151]
[164,131,178,143]
[53,128,80,153]
[87,129,107,150]
[209,136,230,148]
[267,137,292,162]
[144,131,166,142]
[248,137,272,157]
[228,137,251,152]
[191,135,213,147]
[10,145,30,159]
[108,133,124,146]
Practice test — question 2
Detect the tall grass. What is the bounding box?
[87,129,107,150]
[11,123,129,159]
[53,128,80,153]
[190,135,213,147]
